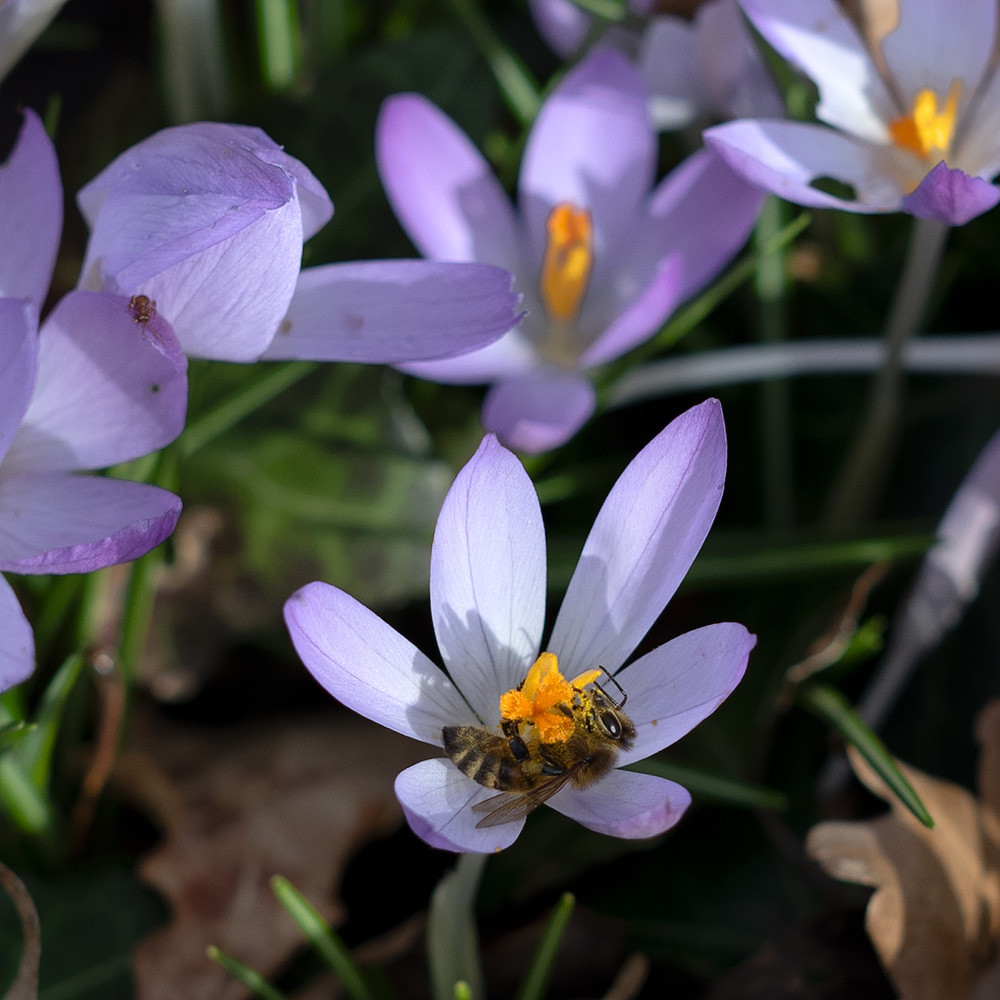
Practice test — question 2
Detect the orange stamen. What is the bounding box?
[539,202,593,322]
[500,652,585,744]
[888,80,961,160]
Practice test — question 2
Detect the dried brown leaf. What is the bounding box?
[117,709,425,1000]
[806,702,1000,1000]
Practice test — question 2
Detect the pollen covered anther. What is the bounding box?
[889,80,962,160]
[539,202,593,322]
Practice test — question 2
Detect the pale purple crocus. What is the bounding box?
[77,122,522,364]
[0,111,187,692]
[285,399,755,853]
[705,0,1000,225]
[376,47,764,452]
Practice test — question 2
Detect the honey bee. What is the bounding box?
[442,671,635,829]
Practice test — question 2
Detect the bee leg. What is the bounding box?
[507,734,530,763]
[539,745,567,775]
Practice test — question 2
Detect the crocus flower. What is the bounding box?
[376,47,764,452]
[77,122,522,364]
[0,111,187,692]
[285,399,755,853]
[528,0,654,58]
[638,0,785,130]
[705,0,1000,225]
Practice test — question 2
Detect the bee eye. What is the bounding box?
[600,711,620,738]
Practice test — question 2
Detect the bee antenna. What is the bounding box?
[594,666,627,709]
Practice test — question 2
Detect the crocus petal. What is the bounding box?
[482,372,596,454]
[4,292,187,474]
[900,162,1000,226]
[0,576,33,693]
[0,474,181,573]
[705,119,903,212]
[0,0,69,81]
[284,581,474,746]
[879,0,995,110]
[549,769,691,839]
[261,259,522,363]
[395,757,524,853]
[519,48,655,267]
[638,18,704,129]
[430,435,545,718]
[616,623,756,766]
[0,109,61,308]
[582,255,684,367]
[549,399,726,674]
[256,147,333,240]
[376,94,521,270]
[0,299,37,467]
[528,0,590,57]
[398,328,537,385]
[739,0,893,142]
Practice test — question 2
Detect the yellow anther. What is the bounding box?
[500,652,577,744]
[889,80,961,160]
[539,202,593,322]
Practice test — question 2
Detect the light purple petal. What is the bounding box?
[398,327,537,385]
[0,298,37,466]
[582,255,684,367]
[0,474,181,573]
[549,768,691,839]
[395,757,524,853]
[0,576,34,693]
[519,48,655,269]
[261,259,523,363]
[739,0,894,142]
[257,146,333,240]
[640,17,705,130]
[284,581,475,745]
[430,435,545,720]
[482,372,596,454]
[880,0,995,110]
[376,94,521,270]
[900,162,1000,225]
[0,0,69,81]
[528,0,590,57]
[5,292,187,474]
[0,109,61,309]
[549,399,726,675]
[616,623,756,766]
[705,118,903,212]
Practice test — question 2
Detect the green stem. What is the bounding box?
[441,0,540,126]
[822,217,950,528]
[428,853,487,1000]
[515,893,575,1000]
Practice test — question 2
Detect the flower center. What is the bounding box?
[499,652,601,744]
[539,202,593,323]
[888,81,961,161]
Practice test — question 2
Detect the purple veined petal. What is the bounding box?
[549,399,726,675]
[581,254,684,367]
[395,757,525,853]
[739,0,895,142]
[528,0,591,57]
[0,298,38,467]
[398,326,538,385]
[0,108,61,309]
[482,372,596,455]
[284,581,475,746]
[953,67,1000,181]
[519,48,655,269]
[638,17,705,130]
[549,768,691,839]
[0,473,181,574]
[615,623,756,767]
[705,118,905,212]
[4,292,187,474]
[123,198,304,361]
[376,94,522,271]
[900,162,1000,226]
[696,0,786,122]
[0,0,69,80]
[0,575,33,693]
[256,146,333,241]
[879,0,995,112]
[431,435,545,719]
[261,259,523,364]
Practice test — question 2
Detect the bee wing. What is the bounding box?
[471,767,581,829]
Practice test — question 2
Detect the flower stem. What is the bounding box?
[428,853,487,1000]
[821,217,950,528]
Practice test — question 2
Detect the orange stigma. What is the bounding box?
[539,202,593,322]
[888,80,961,160]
